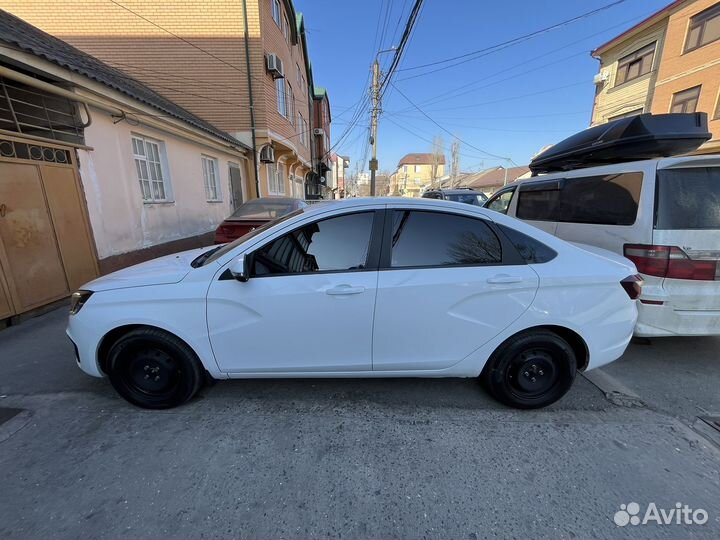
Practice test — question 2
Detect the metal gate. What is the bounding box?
[0,135,98,319]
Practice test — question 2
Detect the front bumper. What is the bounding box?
[66,313,104,378]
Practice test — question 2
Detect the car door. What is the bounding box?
[514,180,561,235]
[206,210,382,373]
[372,208,539,371]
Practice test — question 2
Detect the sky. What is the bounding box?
[295,0,669,174]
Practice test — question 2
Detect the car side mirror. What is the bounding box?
[229,255,249,282]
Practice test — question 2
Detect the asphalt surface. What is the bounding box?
[0,307,719,539]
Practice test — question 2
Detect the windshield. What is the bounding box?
[199,208,306,266]
[656,167,720,229]
[229,199,297,220]
[446,193,487,205]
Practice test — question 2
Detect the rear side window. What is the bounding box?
[497,224,557,264]
[516,173,642,225]
[656,168,720,229]
[389,210,501,268]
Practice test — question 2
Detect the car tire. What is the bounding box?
[107,328,204,409]
[481,330,576,409]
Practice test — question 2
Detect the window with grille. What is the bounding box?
[202,155,221,201]
[685,3,720,52]
[670,86,701,113]
[132,135,170,202]
[0,75,85,145]
[267,162,285,195]
[615,43,655,85]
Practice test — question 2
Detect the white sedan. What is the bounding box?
[67,198,640,409]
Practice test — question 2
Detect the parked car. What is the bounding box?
[214,197,307,243]
[422,188,487,205]
[67,198,640,410]
[484,155,720,337]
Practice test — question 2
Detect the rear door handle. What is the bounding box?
[326,285,366,295]
[486,275,523,284]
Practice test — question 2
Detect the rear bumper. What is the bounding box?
[635,301,720,336]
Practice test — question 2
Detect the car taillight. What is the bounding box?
[620,274,643,300]
[623,244,718,281]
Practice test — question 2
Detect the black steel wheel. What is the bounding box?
[481,330,576,409]
[107,328,203,409]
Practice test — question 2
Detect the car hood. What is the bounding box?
[569,242,637,273]
[83,247,210,292]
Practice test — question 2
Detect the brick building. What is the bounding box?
[591,0,720,154]
[1,0,332,199]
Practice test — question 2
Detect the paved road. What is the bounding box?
[0,308,719,539]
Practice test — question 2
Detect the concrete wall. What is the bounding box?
[78,106,245,261]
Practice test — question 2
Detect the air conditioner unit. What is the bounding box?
[593,70,610,85]
[259,145,275,163]
[266,54,284,79]
[313,128,324,137]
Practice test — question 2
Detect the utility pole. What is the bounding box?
[450,140,460,188]
[369,59,380,196]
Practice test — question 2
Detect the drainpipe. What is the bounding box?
[241,0,260,198]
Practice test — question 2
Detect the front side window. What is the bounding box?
[201,156,221,201]
[517,173,643,226]
[276,79,287,117]
[252,212,374,276]
[390,210,501,268]
[615,42,655,85]
[485,188,516,214]
[656,167,720,229]
[685,2,720,52]
[670,86,701,113]
[132,135,170,202]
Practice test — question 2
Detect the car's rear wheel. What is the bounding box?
[107,328,203,409]
[481,330,576,409]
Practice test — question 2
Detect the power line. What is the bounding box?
[391,83,515,162]
[395,0,627,78]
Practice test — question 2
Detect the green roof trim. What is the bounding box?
[313,86,327,98]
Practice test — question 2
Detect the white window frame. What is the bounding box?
[403,165,408,172]
[287,83,295,125]
[201,155,222,202]
[132,134,172,203]
[267,162,285,195]
[414,165,421,173]
[299,114,308,146]
[283,14,290,43]
[271,0,281,27]
[276,78,287,117]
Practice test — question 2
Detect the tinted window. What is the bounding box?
[517,173,642,225]
[486,189,516,214]
[390,211,501,268]
[497,224,557,264]
[656,168,720,229]
[252,212,374,275]
[445,193,486,205]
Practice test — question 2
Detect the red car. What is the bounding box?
[214,197,308,244]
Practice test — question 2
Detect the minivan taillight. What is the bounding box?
[623,244,718,281]
[620,274,643,300]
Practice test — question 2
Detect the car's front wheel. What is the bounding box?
[107,328,203,409]
[481,330,577,409]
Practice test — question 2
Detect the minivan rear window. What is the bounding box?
[517,172,642,226]
[655,167,720,230]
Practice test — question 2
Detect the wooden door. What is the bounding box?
[0,162,70,311]
[228,162,244,211]
[40,165,98,290]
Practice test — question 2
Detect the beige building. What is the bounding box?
[591,0,720,154]
[0,10,248,321]
[1,0,329,199]
[390,153,446,197]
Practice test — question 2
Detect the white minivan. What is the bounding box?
[485,155,720,337]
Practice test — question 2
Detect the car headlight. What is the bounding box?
[69,290,93,315]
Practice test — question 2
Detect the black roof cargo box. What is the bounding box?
[529,113,711,175]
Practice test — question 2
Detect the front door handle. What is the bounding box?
[326,285,366,295]
[487,275,523,284]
